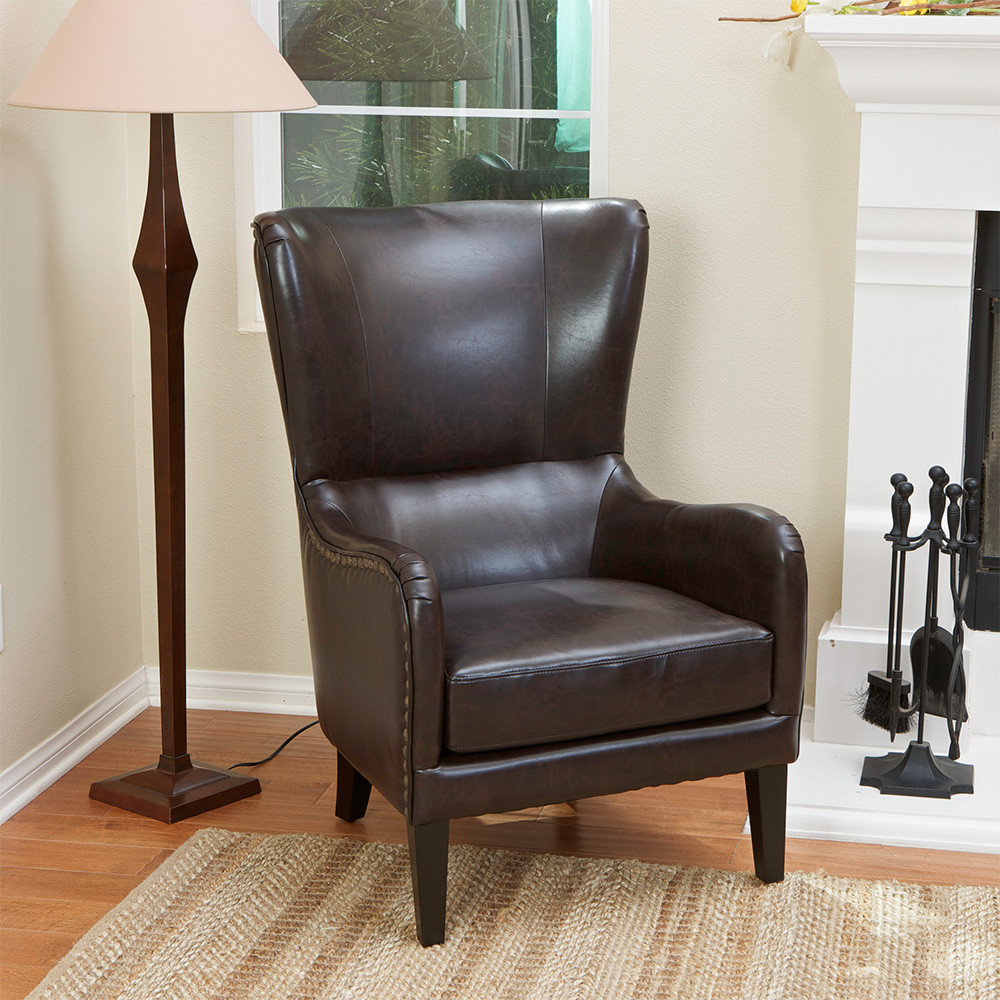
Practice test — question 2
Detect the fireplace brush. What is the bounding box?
[859,473,913,736]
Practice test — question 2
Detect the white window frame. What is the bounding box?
[236,0,610,331]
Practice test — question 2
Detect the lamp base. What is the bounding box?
[90,754,261,823]
[860,741,974,798]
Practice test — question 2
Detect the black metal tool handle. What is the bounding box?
[926,467,949,618]
[927,465,949,537]
[889,480,914,738]
[962,478,980,547]
[887,472,908,541]
[946,482,963,554]
[884,474,908,681]
[946,483,965,600]
[897,480,913,548]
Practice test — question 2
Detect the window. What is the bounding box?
[238,0,609,328]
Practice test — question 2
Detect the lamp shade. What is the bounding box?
[7,0,316,113]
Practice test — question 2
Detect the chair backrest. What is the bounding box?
[253,199,649,487]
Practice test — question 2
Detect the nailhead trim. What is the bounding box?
[303,523,411,811]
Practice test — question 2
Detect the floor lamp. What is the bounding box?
[8,1,316,822]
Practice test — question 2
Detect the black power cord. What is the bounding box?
[228,719,320,770]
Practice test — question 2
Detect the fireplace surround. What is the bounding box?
[785,15,1000,852]
[963,210,999,631]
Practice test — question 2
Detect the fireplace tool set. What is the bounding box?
[859,466,979,798]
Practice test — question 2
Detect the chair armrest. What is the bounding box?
[591,463,807,717]
[297,485,445,817]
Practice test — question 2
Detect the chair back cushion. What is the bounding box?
[253,199,649,485]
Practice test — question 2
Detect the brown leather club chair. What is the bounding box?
[252,198,807,947]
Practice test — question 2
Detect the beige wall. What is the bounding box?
[1,0,859,772]
[0,2,143,770]
[610,1,859,702]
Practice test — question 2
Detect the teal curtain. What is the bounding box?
[555,0,590,154]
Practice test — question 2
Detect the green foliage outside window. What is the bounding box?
[279,0,589,209]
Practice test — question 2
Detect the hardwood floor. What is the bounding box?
[2,708,998,998]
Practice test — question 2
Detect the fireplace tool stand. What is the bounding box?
[860,467,979,798]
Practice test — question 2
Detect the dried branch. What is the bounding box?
[719,13,802,20]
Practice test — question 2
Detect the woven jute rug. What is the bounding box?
[29,828,998,1000]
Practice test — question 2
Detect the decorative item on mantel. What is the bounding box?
[721,0,1000,67]
[858,467,980,798]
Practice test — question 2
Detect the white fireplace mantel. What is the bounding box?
[805,16,1000,113]
[807,16,1000,215]
[775,16,1000,854]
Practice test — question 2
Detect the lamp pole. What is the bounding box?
[88,113,262,822]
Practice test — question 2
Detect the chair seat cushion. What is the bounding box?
[441,578,773,754]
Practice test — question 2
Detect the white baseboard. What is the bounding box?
[0,667,317,825]
[145,666,317,716]
[0,668,149,824]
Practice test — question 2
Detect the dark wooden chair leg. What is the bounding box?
[407,819,449,947]
[744,764,787,884]
[334,751,371,823]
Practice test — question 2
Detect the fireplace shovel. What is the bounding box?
[909,474,969,728]
[910,625,968,725]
